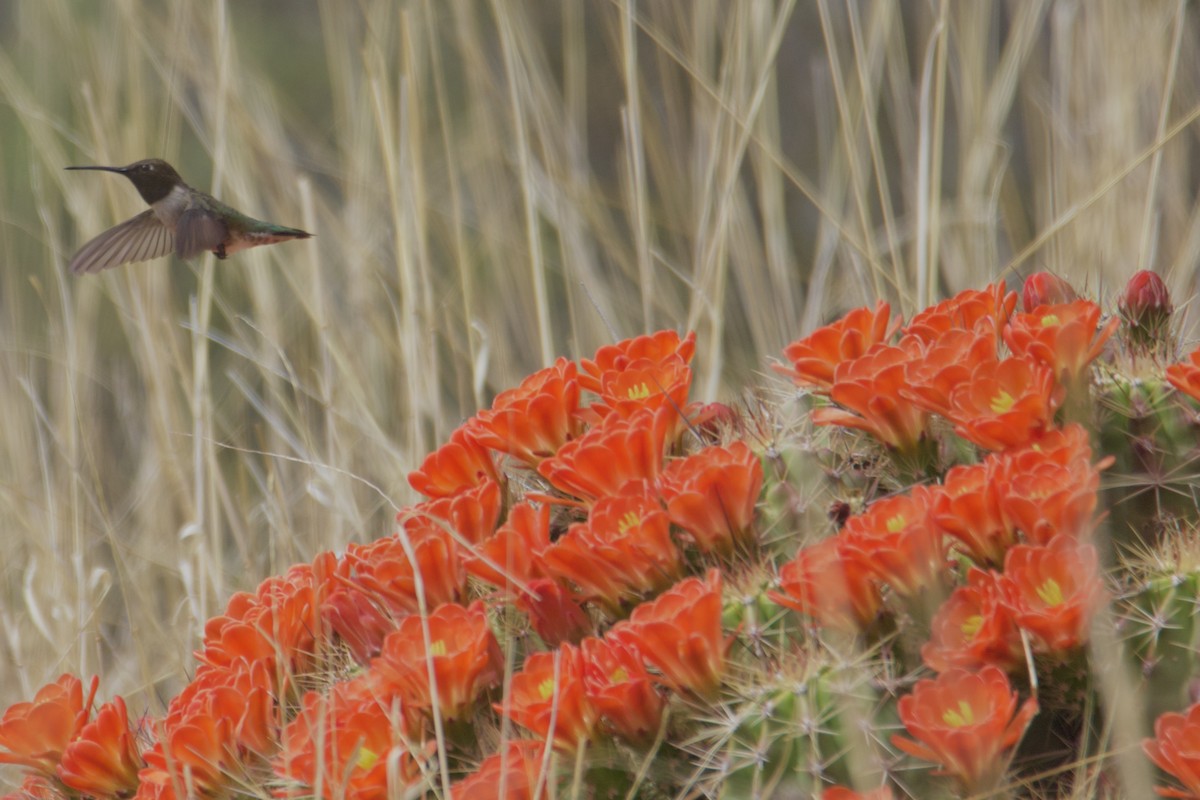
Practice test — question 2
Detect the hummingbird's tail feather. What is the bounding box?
[69,210,174,274]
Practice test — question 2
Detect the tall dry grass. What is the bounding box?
[1,1,1199,791]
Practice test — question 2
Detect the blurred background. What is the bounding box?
[2,0,1200,750]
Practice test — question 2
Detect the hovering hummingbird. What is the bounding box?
[65,158,312,274]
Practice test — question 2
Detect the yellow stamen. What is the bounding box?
[429,639,447,657]
[961,614,983,639]
[886,514,907,533]
[1040,313,1061,327]
[538,678,557,701]
[356,747,379,771]
[1036,578,1064,606]
[942,700,976,727]
[626,383,652,401]
[618,511,642,534]
[990,390,1015,414]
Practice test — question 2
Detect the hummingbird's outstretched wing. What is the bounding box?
[175,209,228,260]
[69,209,174,274]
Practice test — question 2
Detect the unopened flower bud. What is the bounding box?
[1119,270,1173,353]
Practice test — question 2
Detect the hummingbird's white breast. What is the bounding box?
[151,184,192,228]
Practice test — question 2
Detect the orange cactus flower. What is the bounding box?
[0,673,97,775]
[1144,701,1200,799]
[1167,346,1200,404]
[542,484,682,608]
[319,575,396,663]
[775,301,897,391]
[274,676,431,799]
[658,441,763,555]
[901,329,999,420]
[181,660,279,754]
[611,569,727,699]
[538,406,675,502]
[408,422,501,499]
[198,564,320,675]
[770,537,883,633]
[141,679,266,797]
[372,601,503,722]
[462,502,592,644]
[1001,422,1109,475]
[57,695,143,797]
[450,740,549,800]
[580,330,696,394]
[921,569,1023,674]
[345,525,466,618]
[892,666,1038,791]
[944,356,1064,451]
[502,643,599,751]
[464,500,553,590]
[903,282,1017,345]
[514,579,594,647]
[837,486,947,598]
[584,354,694,426]
[580,636,665,744]
[932,461,1012,566]
[998,536,1105,653]
[140,658,280,800]
[410,478,503,548]
[1003,299,1118,385]
[996,445,1103,546]
[469,358,584,465]
[812,342,931,453]
[1021,271,1077,312]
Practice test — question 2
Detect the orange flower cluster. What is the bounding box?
[0,674,141,798]
[7,280,1182,799]
[274,675,432,798]
[500,569,723,750]
[136,564,325,799]
[0,328,765,798]
[933,423,1108,565]
[772,422,1107,652]
[778,280,1124,454]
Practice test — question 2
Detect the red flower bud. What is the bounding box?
[1119,270,1173,352]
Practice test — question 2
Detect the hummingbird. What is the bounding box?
[65,158,312,274]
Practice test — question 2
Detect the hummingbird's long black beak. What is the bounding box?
[65,165,128,173]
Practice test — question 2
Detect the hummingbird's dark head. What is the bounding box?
[66,158,184,205]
